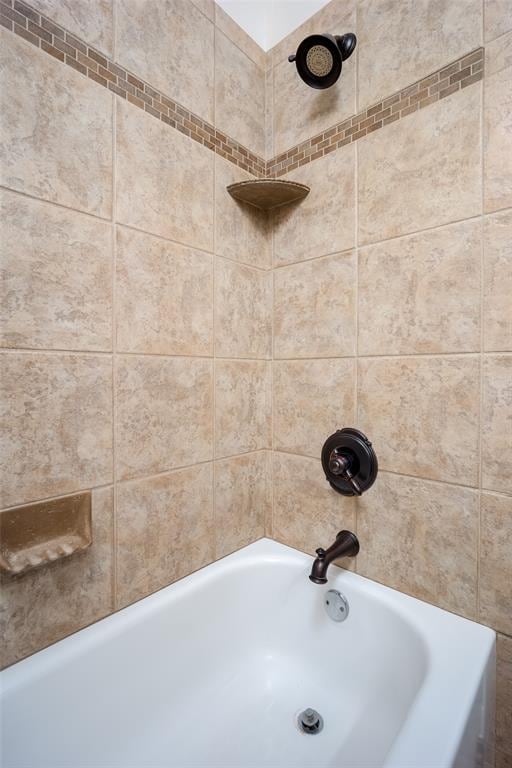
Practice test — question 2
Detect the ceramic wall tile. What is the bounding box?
[274,252,356,359]
[116,100,214,251]
[482,355,512,494]
[265,65,274,159]
[0,191,112,352]
[273,452,356,556]
[0,353,113,508]
[116,226,213,356]
[215,29,265,156]
[215,157,271,269]
[273,359,355,457]
[0,30,112,217]
[484,211,512,351]
[29,0,113,55]
[358,86,481,245]
[0,487,114,669]
[116,0,214,123]
[215,360,271,458]
[215,258,272,359]
[356,472,478,619]
[479,492,512,636]
[116,355,213,480]
[358,220,481,355]
[116,464,214,608]
[485,0,512,42]
[214,4,266,69]
[214,451,270,558]
[358,356,480,486]
[273,145,355,266]
[358,0,481,110]
[484,32,512,212]
[192,0,214,20]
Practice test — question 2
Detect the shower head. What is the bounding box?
[288,33,356,89]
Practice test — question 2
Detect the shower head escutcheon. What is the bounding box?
[288,33,356,89]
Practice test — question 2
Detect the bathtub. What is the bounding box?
[1,538,495,768]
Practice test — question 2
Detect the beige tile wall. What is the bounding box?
[1,2,511,756]
[270,1,512,762]
[0,1,269,668]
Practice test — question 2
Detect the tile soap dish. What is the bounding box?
[0,491,92,576]
[227,179,310,210]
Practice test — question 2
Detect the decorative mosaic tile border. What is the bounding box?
[266,48,484,177]
[1,0,484,182]
[0,0,267,177]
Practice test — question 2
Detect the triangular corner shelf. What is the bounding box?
[227,179,310,211]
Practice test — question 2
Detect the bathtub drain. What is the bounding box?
[298,708,324,734]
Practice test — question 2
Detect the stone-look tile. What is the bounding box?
[484,211,512,351]
[357,473,478,618]
[0,487,114,669]
[116,356,213,480]
[358,220,481,355]
[479,492,512,635]
[273,452,356,557]
[29,0,113,55]
[497,634,512,760]
[215,360,271,458]
[215,258,272,359]
[116,227,213,356]
[0,191,112,352]
[0,353,113,509]
[358,0,481,110]
[0,30,112,218]
[485,0,512,42]
[273,145,355,266]
[116,100,214,252]
[214,4,266,69]
[273,48,356,156]
[273,359,356,457]
[215,157,271,269]
[116,464,214,609]
[270,0,356,69]
[215,29,265,157]
[265,65,274,160]
[482,355,512,494]
[484,32,512,213]
[214,451,271,558]
[497,751,512,768]
[358,356,480,486]
[358,86,481,245]
[192,0,214,20]
[116,0,214,123]
[274,252,356,359]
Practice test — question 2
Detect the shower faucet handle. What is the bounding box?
[321,428,378,497]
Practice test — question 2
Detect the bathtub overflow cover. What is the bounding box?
[298,708,324,734]
[324,589,349,622]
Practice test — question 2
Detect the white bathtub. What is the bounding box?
[1,538,495,768]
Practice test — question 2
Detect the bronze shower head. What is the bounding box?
[288,33,356,89]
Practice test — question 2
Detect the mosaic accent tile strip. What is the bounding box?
[0,0,266,178]
[0,0,484,182]
[266,48,484,178]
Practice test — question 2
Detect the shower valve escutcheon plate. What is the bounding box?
[321,427,378,496]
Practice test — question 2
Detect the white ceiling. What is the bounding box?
[216,0,331,51]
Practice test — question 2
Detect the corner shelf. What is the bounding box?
[226,179,310,210]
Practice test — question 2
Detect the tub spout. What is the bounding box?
[309,530,359,584]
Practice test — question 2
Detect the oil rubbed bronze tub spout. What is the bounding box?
[309,530,359,584]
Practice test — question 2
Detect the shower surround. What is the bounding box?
[0,0,510,764]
